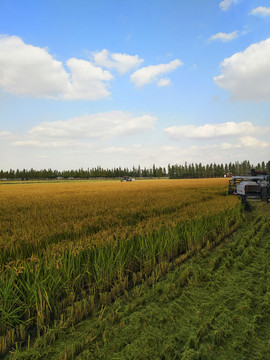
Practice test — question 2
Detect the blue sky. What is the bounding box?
[0,0,270,171]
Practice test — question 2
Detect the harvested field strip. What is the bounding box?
[7,204,269,360]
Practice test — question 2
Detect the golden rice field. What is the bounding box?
[0,178,243,356]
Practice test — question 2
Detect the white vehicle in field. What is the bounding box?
[121,176,135,182]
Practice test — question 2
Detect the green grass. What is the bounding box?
[5,202,270,360]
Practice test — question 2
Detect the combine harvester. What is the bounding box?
[228,163,270,204]
[121,176,135,182]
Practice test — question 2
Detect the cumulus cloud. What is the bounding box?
[160,140,268,165]
[209,31,239,42]
[23,111,156,142]
[97,146,128,153]
[92,49,143,74]
[0,35,113,100]
[64,58,113,100]
[0,131,13,138]
[7,111,157,171]
[11,140,75,148]
[220,142,241,150]
[214,38,270,101]
[7,135,269,170]
[239,136,270,148]
[130,59,183,87]
[164,122,256,140]
[219,0,233,11]
[251,7,270,16]
[0,35,70,98]
[157,78,171,87]
[163,121,270,165]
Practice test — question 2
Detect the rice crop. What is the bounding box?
[0,178,242,355]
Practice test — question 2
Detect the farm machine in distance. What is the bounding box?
[121,176,135,182]
[228,166,270,204]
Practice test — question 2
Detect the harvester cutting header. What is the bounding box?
[228,163,270,204]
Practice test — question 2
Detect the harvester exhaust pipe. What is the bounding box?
[267,161,270,175]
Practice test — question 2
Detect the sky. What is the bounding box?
[0,0,270,171]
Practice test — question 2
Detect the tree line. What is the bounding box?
[168,160,269,179]
[0,160,269,180]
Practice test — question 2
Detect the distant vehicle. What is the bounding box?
[228,167,270,204]
[121,176,135,182]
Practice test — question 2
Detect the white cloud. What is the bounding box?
[64,58,113,100]
[0,131,13,138]
[214,37,270,101]
[220,142,241,150]
[219,0,233,11]
[5,134,269,171]
[164,122,256,140]
[239,136,270,148]
[157,78,171,87]
[97,146,127,153]
[251,7,270,16]
[92,49,143,74]
[6,111,157,170]
[0,35,70,98]
[11,140,75,148]
[209,31,239,42]
[0,35,113,100]
[160,140,267,165]
[162,121,270,165]
[23,111,156,141]
[132,144,142,148]
[130,59,183,87]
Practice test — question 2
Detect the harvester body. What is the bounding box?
[121,176,135,182]
[228,172,270,204]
